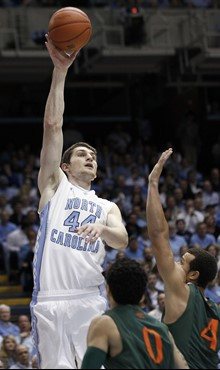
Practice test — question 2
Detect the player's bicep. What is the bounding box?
[87,317,109,353]
[151,236,181,289]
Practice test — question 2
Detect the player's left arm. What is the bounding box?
[77,203,128,250]
[102,203,128,250]
[81,316,109,369]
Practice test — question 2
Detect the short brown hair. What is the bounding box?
[61,142,97,165]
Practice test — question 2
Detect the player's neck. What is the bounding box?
[69,177,91,191]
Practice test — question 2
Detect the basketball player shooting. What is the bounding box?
[30,35,128,369]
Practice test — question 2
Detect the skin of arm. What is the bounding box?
[77,203,128,250]
[169,332,189,369]
[38,36,79,210]
[146,149,186,292]
[86,315,122,357]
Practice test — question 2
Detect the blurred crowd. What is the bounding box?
[0,120,220,367]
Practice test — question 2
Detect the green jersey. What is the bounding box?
[104,305,175,369]
[164,283,220,369]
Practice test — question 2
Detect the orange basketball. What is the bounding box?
[48,7,92,53]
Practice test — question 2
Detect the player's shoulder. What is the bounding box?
[90,314,115,333]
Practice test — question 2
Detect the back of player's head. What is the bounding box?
[188,247,217,288]
[106,259,147,305]
[61,142,97,165]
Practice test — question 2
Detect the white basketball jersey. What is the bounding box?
[33,175,113,298]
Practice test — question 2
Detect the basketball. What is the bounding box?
[48,7,92,53]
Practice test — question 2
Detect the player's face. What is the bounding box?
[69,147,97,180]
[178,252,196,281]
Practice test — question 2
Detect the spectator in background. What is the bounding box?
[190,222,216,249]
[178,198,204,234]
[205,244,219,262]
[3,219,35,279]
[125,235,143,262]
[0,176,19,202]
[0,195,13,217]
[164,195,180,222]
[173,187,185,211]
[176,219,191,244]
[0,211,17,272]
[115,250,126,261]
[10,202,23,226]
[137,227,152,251]
[146,272,162,309]
[0,335,17,369]
[0,211,17,246]
[16,317,33,359]
[31,355,38,369]
[202,180,220,209]
[205,213,220,238]
[179,245,189,258]
[126,213,141,237]
[142,247,155,273]
[9,345,31,369]
[148,292,165,321]
[205,277,220,304]
[194,194,204,213]
[0,306,20,339]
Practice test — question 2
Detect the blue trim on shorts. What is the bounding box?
[30,202,50,368]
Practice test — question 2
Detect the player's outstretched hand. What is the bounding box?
[45,34,80,70]
[76,224,104,244]
[148,148,173,185]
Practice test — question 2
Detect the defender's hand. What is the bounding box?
[148,148,173,185]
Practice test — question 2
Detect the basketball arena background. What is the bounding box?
[1,0,220,172]
[0,0,220,368]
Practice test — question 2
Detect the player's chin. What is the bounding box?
[83,170,96,181]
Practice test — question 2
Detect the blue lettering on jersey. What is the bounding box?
[64,233,71,247]
[71,235,78,249]
[81,199,88,211]
[64,198,102,219]
[89,201,96,213]
[50,229,100,254]
[73,198,80,209]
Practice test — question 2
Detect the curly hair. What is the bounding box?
[106,259,147,305]
[188,248,217,288]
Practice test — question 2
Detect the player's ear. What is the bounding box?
[188,270,199,283]
[61,162,70,174]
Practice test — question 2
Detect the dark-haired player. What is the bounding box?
[30,36,128,369]
[81,259,189,369]
[146,148,220,369]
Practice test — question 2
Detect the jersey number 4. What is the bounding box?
[200,319,219,351]
[64,211,96,232]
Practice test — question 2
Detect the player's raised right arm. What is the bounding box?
[38,36,79,196]
[146,149,184,291]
